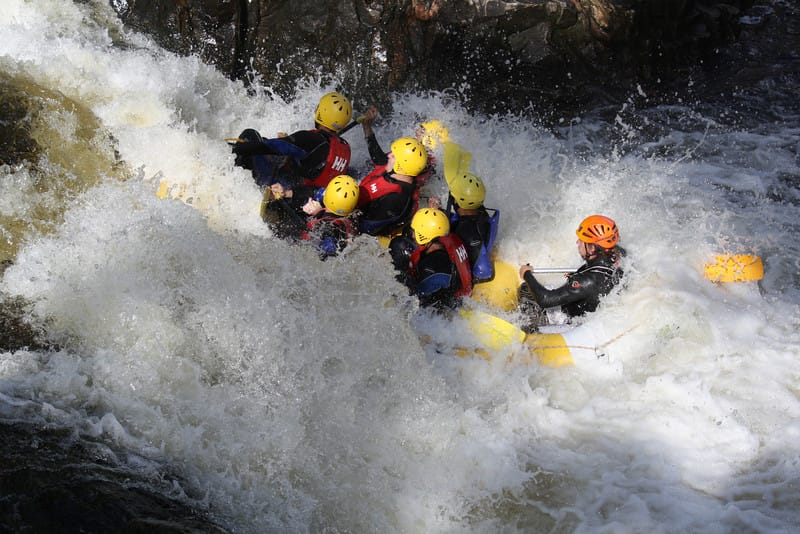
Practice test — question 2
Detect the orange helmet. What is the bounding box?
[576,215,619,249]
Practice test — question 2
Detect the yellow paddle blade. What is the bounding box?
[460,309,525,351]
[704,254,764,282]
[472,260,520,312]
[443,142,472,187]
[418,120,450,150]
[376,227,405,249]
[377,235,392,248]
[259,187,275,222]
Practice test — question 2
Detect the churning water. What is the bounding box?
[2,1,799,532]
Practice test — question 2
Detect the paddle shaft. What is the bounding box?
[338,115,366,135]
[531,267,576,274]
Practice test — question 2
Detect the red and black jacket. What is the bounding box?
[409,234,473,309]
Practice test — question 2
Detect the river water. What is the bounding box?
[1,0,799,532]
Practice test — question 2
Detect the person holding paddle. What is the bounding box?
[445,172,499,284]
[263,175,361,260]
[355,110,431,236]
[230,92,353,188]
[518,215,625,332]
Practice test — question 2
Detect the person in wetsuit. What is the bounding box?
[231,92,352,188]
[263,175,360,260]
[446,172,499,284]
[518,214,625,331]
[356,107,431,237]
[393,208,472,311]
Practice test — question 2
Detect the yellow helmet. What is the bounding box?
[390,137,428,176]
[315,92,353,132]
[450,172,485,208]
[576,215,619,249]
[417,119,450,149]
[411,208,450,245]
[323,175,359,216]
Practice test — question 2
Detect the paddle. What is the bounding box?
[527,256,764,281]
[443,141,472,187]
[530,267,577,274]
[418,120,450,149]
[337,115,367,135]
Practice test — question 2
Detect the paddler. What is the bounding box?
[392,208,472,311]
[231,92,353,189]
[265,175,360,260]
[518,215,625,332]
[444,172,499,284]
[356,134,430,237]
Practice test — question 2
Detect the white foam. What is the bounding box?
[2,1,800,532]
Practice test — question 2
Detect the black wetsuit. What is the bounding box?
[263,184,355,260]
[358,175,416,236]
[365,132,388,166]
[387,232,465,310]
[519,248,625,329]
[450,205,492,274]
[261,184,318,240]
[232,128,340,187]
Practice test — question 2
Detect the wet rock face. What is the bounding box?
[0,296,50,353]
[115,0,754,114]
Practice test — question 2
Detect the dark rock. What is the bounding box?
[113,0,755,116]
[0,295,51,352]
[0,419,228,533]
[0,73,40,166]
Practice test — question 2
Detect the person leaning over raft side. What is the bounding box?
[231,92,353,188]
[265,175,360,260]
[356,106,431,237]
[518,215,625,332]
[392,208,472,311]
[445,172,500,284]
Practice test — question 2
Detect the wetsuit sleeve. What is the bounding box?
[286,184,318,206]
[522,270,602,309]
[365,133,389,166]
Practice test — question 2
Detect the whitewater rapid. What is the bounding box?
[2,1,799,532]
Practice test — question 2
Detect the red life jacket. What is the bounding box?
[358,165,400,205]
[409,234,473,297]
[357,165,422,208]
[304,131,351,188]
